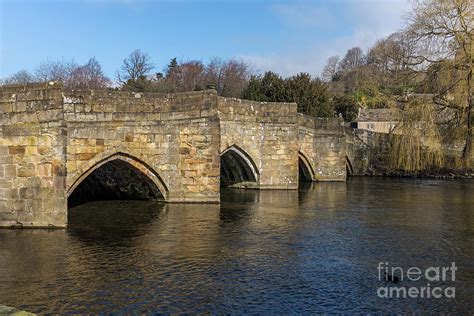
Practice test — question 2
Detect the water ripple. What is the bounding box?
[0,179,473,313]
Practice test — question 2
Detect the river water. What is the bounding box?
[0,178,473,313]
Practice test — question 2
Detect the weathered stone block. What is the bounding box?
[124,133,134,142]
[0,102,13,112]
[19,187,34,199]
[37,163,53,177]
[17,164,35,177]
[8,145,25,155]
[25,146,37,155]
[76,153,96,161]
[12,199,25,212]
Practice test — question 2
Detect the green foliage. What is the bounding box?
[242,71,334,117]
[286,73,333,117]
[121,77,151,92]
[242,71,287,102]
[332,95,359,122]
[242,75,265,100]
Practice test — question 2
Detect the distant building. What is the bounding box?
[355,108,401,134]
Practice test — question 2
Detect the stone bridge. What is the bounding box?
[0,82,347,227]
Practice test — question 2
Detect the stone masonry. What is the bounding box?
[0,82,347,227]
[298,114,347,181]
[218,97,299,189]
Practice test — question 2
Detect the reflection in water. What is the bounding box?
[68,201,166,243]
[0,178,473,313]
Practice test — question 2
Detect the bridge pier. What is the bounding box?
[0,82,347,227]
[218,97,300,190]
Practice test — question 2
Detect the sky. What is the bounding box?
[0,0,410,80]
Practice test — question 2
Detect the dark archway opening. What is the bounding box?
[220,147,258,188]
[298,156,313,182]
[68,159,164,208]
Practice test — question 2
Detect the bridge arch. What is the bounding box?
[298,151,315,182]
[220,145,259,188]
[67,152,168,207]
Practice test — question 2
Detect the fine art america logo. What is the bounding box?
[377,262,457,299]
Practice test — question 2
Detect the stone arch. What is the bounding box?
[220,145,259,187]
[298,151,315,182]
[67,152,168,204]
[346,155,354,177]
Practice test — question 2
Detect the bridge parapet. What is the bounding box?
[298,114,344,134]
[217,97,297,118]
[63,89,218,122]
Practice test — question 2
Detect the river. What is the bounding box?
[0,178,473,313]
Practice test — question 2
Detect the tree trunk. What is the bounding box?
[462,67,472,168]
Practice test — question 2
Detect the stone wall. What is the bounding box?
[345,127,368,176]
[298,114,347,181]
[346,127,473,175]
[360,131,391,175]
[346,128,388,176]
[64,89,221,203]
[218,97,299,189]
[0,82,67,227]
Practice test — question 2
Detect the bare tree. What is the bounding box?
[116,49,154,84]
[141,57,251,95]
[69,57,111,90]
[405,0,473,165]
[220,58,251,97]
[172,60,206,92]
[367,33,413,73]
[31,57,111,89]
[339,47,366,72]
[366,32,419,95]
[321,55,340,82]
[34,59,77,87]
[205,57,225,89]
[205,57,251,97]
[2,70,34,85]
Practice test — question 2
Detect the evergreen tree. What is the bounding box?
[286,73,333,117]
[165,57,178,78]
[242,71,287,102]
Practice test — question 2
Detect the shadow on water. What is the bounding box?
[67,200,166,244]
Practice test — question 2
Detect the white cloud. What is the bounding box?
[241,0,411,78]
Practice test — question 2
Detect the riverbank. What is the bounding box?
[363,168,474,180]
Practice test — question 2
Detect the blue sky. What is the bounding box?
[0,0,410,80]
